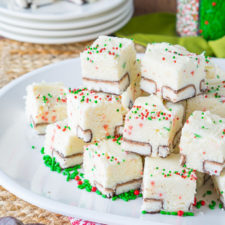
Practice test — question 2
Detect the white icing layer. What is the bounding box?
[122,95,184,156]
[141,43,206,102]
[83,138,143,197]
[180,111,225,175]
[67,88,123,142]
[25,82,67,134]
[142,154,197,212]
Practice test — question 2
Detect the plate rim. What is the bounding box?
[0,0,126,21]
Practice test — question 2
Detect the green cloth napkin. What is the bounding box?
[115,13,225,58]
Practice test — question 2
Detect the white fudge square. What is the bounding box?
[142,154,197,213]
[122,95,185,157]
[45,120,85,169]
[140,43,206,103]
[180,111,225,175]
[81,36,137,95]
[67,88,123,143]
[83,137,143,197]
[186,61,225,119]
[205,59,225,89]
[25,82,67,134]
[186,87,225,119]
[212,170,225,208]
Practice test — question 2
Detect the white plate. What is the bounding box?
[0,0,125,21]
[0,8,133,44]
[0,55,225,225]
[0,0,130,30]
[0,4,131,37]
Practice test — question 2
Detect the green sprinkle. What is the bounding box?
[194,133,201,138]
[32,145,35,149]
[42,96,48,103]
[142,210,147,214]
[112,196,118,201]
[163,127,170,131]
[196,202,201,209]
[184,212,194,216]
[40,147,45,154]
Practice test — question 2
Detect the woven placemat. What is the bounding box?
[0,38,145,224]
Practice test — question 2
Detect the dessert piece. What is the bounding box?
[80,36,137,95]
[212,170,225,208]
[45,120,85,169]
[25,82,67,134]
[186,86,225,119]
[67,88,123,143]
[83,136,143,197]
[186,59,225,119]
[122,95,185,157]
[180,111,225,175]
[205,59,225,88]
[140,43,206,103]
[142,154,197,213]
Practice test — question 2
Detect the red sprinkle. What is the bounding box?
[212,2,216,6]
[77,180,83,185]
[134,190,140,195]
[193,197,197,206]
[205,21,209,25]
[177,210,184,217]
[201,200,205,206]
[91,187,97,192]
[75,176,80,181]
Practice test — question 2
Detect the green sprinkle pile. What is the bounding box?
[40,151,141,202]
[160,211,194,216]
[43,155,62,173]
[112,190,142,202]
[62,165,81,182]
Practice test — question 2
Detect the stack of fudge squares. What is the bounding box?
[25,36,225,215]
